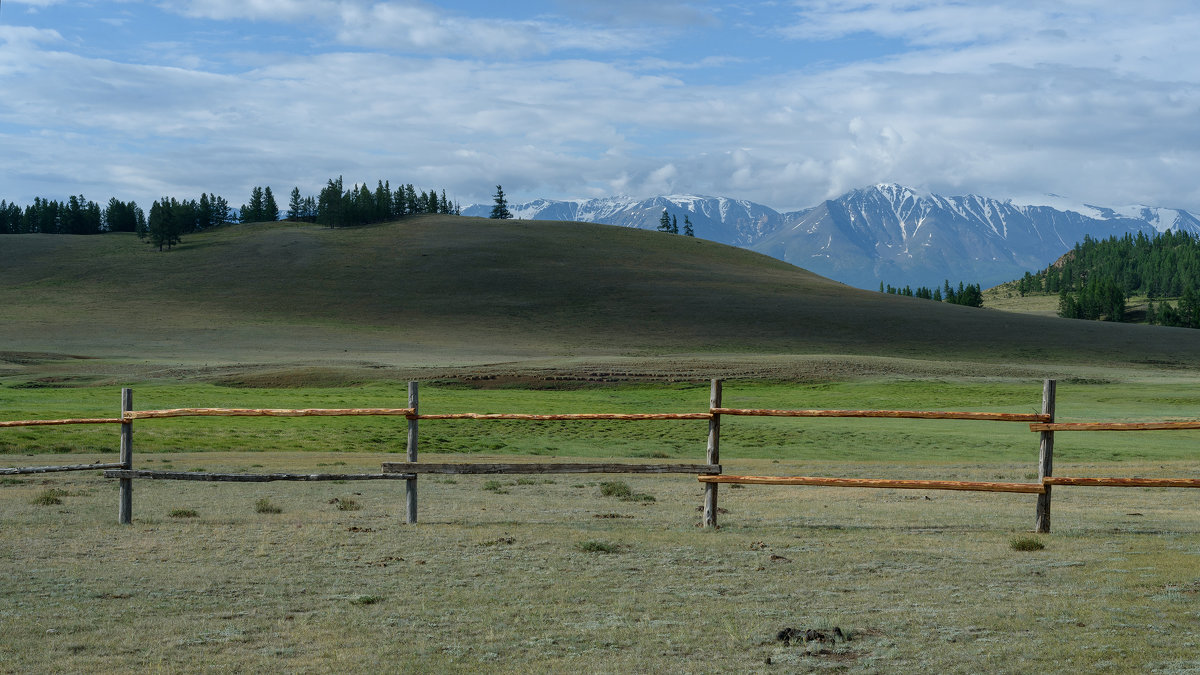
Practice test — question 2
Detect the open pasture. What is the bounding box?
[3,451,1200,673]
[4,378,1200,672]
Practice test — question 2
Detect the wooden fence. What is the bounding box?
[3,379,1200,532]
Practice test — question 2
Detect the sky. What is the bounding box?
[2,1,1200,213]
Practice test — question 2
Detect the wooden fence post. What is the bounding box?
[704,379,722,528]
[406,381,418,524]
[1035,379,1056,533]
[119,388,133,525]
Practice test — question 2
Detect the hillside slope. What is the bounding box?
[3,215,1200,377]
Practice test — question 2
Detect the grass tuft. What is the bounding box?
[483,480,509,494]
[1010,536,1046,552]
[350,595,382,605]
[329,497,361,511]
[30,489,66,506]
[169,508,199,518]
[599,480,655,502]
[576,540,622,554]
[254,497,282,514]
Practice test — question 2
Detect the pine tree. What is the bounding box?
[263,187,279,222]
[287,187,304,221]
[683,215,694,237]
[490,185,512,219]
[671,215,679,234]
[658,209,671,232]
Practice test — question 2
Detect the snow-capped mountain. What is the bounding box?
[465,185,1200,289]
[462,195,784,246]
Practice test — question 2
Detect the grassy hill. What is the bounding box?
[3,215,1200,383]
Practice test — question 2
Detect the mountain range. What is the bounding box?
[463,184,1200,289]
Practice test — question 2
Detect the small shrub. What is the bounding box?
[1010,536,1045,552]
[576,540,621,554]
[254,498,282,514]
[515,478,538,486]
[483,480,509,494]
[350,595,382,605]
[599,481,633,498]
[169,508,199,518]
[329,497,361,511]
[31,489,66,506]
[599,481,654,502]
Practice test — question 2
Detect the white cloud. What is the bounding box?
[4,1,1200,215]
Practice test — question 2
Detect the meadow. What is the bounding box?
[4,377,1200,672]
[5,219,1200,672]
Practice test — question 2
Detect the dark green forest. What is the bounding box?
[880,280,984,307]
[0,177,458,247]
[1013,230,1200,327]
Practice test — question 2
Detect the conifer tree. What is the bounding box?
[263,186,279,221]
[658,209,671,232]
[490,185,512,219]
[287,187,304,221]
[683,215,694,237]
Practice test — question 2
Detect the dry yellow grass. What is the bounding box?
[3,452,1199,673]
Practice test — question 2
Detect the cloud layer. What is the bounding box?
[2,1,1199,212]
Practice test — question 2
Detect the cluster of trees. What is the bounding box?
[142,194,234,250]
[1,196,104,234]
[880,280,983,307]
[1149,289,1200,329]
[1057,277,1125,321]
[1018,231,1200,298]
[304,178,460,228]
[657,210,694,236]
[1010,230,1200,326]
[240,186,279,223]
[0,193,231,240]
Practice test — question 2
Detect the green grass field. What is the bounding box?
[3,450,1200,672]
[5,218,1200,672]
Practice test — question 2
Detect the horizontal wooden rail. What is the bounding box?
[383,462,721,475]
[712,408,1050,422]
[698,475,1045,494]
[1031,421,1200,432]
[413,412,711,420]
[2,462,125,475]
[0,418,125,428]
[124,407,416,420]
[1044,476,1200,488]
[105,470,416,482]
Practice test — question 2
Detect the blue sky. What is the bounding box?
[3,1,1200,213]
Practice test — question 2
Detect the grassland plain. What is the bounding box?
[3,451,1200,673]
[5,216,1200,381]
[6,217,1200,672]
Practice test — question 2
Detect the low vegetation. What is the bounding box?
[1009,536,1046,552]
[3,452,1199,672]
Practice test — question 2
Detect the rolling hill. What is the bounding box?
[2,215,1199,383]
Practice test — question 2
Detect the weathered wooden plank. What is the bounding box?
[106,470,416,482]
[1031,421,1200,432]
[406,381,418,525]
[1045,477,1200,488]
[712,407,1050,422]
[119,388,133,525]
[413,412,711,420]
[1,462,125,475]
[1035,379,1056,533]
[0,418,124,428]
[125,407,416,420]
[704,379,722,528]
[698,475,1045,494]
[382,462,721,475]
